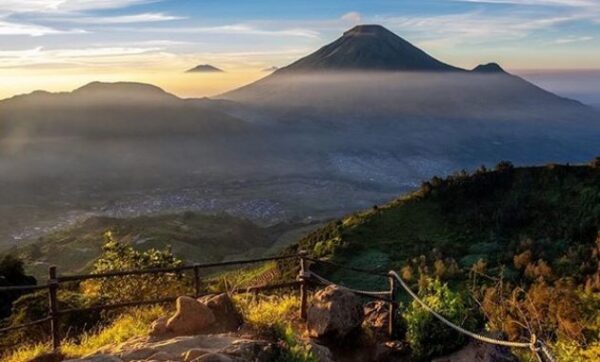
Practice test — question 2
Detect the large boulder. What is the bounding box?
[166,296,216,336]
[197,293,243,332]
[307,285,364,341]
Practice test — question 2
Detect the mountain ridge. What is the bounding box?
[276,24,462,73]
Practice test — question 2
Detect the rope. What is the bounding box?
[310,271,392,297]
[390,271,545,354]
[302,258,555,361]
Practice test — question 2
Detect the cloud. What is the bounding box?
[378,10,588,47]
[341,11,362,24]
[131,24,320,38]
[0,20,85,36]
[0,0,158,14]
[0,45,167,68]
[58,12,184,24]
[453,0,594,6]
[554,35,594,43]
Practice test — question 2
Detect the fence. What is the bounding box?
[0,253,308,351]
[1,252,553,361]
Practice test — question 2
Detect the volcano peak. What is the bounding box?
[276,24,462,73]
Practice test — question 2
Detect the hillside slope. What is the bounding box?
[11,212,318,280]
[293,160,600,290]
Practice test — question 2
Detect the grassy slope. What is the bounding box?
[293,163,600,289]
[11,212,316,280]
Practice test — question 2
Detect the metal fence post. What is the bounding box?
[193,265,201,297]
[388,272,397,337]
[298,251,309,320]
[48,266,60,352]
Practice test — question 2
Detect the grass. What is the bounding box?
[2,305,166,362]
[233,293,301,331]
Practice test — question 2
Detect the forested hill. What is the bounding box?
[294,159,600,288]
[289,159,600,359]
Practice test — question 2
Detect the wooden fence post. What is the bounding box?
[298,251,309,320]
[48,266,60,352]
[388,272,397,337]
[193,265,201,297]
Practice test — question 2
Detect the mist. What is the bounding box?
[1,72,599,251]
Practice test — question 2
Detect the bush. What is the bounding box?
[2,290,101,346]
[403,278,475,360]
[82,231,187,302]
[0,255,37,319]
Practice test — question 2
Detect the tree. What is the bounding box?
[81,231,187,302]
[0,255,36,319]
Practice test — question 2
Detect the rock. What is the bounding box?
[190,353,233,362]
[149,317,169,338]
[197,294,243,332]
[120,347,156,361]
[307,285,364,340]
[166,296,216,336]
[432,339,519,362]
[147,351,176,361]
[307,341,333,362]
[182,349,211,362]
[364,301,389,330]
[62,355,123,362]
[221,339,276,361]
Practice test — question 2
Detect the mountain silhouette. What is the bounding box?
[279,24,461,73]
[186,64,224,73]
[0,82,244,139]
[222,25,595,123]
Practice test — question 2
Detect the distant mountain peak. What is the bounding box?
[472,63,506,74]
[343,24,392,37]
[186,64,224,73]
[276,24,462,73]
[74,81,169,94]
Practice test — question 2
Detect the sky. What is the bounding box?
[0,0,599,102]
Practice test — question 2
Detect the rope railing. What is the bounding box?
[302,258,555,362]
[1,252,556,361]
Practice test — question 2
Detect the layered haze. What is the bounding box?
[1,25,599,276]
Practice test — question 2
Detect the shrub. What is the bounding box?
[0,255,37,319]
[2,290,101,346]
[403,278,475,360]
[82,231,187,302]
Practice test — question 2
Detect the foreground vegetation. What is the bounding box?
[6,212,313,280]
[291,159,600,360]
[2,159,599,361]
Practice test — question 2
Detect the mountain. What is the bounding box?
[221,25,596,123]
[278,24,461,73]
[186,64,224,73]
[0,81,244,138]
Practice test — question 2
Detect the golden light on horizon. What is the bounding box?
[0,67,269,100]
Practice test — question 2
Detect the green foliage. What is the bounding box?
[15,212,306,281]
[402,278,475,360]
[275,324,318,362]
[0,254,36,319]
[2,290,100,347]
[83,231,187,302]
